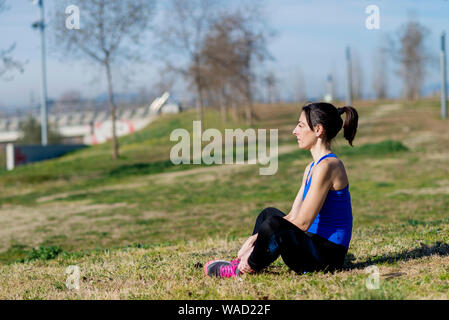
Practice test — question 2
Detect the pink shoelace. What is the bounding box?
[217,259,240,277]
[219,263,239,277]
[230,259,240,266]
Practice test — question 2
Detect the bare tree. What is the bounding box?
[351,49,364,100]
[156,0,222,128]
[199,36,229,122]
[290,67,306,103]
[52,0,155,159]
[372,46,388,100]
[237,21,271,125]
[0,0,25,80]
[200,14,243,122]
[158,1,272,126]
[197,7,272,124]
[389,16,432,100]
[208,8,272,125]
[263,71,278,104]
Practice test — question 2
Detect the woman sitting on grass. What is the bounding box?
[204,102,359,278]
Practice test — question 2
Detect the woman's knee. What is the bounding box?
[260,206,276,216]
[258,207,284,220]
[252,207,286,236]
[258,215,286,238]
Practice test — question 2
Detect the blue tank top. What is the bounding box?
[302,153,353,249]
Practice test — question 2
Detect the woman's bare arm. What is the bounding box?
[239,162,313,258]
[289,162,333,231]
[284,162,313,222]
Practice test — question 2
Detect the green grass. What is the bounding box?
[336,140,409,157]
[0,99,448,299]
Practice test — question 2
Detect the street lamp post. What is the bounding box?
[345,46,353,106]
[441,32,447,119]
[32,0,48,145]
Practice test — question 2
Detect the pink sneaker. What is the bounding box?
[204,259,241,278]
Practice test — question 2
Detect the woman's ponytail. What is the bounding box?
[338,106,358,147]
[301,102,359,146]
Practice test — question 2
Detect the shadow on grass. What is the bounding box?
[343,241,449,271]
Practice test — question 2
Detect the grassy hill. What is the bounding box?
[0,99,448,299]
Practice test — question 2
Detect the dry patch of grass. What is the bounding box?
[0,201,133,251]
[1,232,448,300]
[36,182,149,203]
[388,186,449,196]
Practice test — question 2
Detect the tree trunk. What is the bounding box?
[105,60,119,160]
[193,54,204,128]
[231,99,239,123]
[245,83,253,126]
[196,85,204,131]
[219,90,227,123]
[245,100,253,126]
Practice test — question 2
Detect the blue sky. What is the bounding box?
[0,0,448,108]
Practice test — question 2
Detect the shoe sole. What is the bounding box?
[204,260,231,276]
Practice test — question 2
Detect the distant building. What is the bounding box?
[323,74,334,103]
[0,92,180,145]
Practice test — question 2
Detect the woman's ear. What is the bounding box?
[315,124,324,138]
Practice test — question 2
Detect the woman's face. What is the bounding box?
[292,111,317,150]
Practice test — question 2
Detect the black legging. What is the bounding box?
[247,207,348,274]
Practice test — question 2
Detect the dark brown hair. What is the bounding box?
[302,102,359,146]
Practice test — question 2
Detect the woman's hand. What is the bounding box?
[238,246,255,274]
[237,234,258,259]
